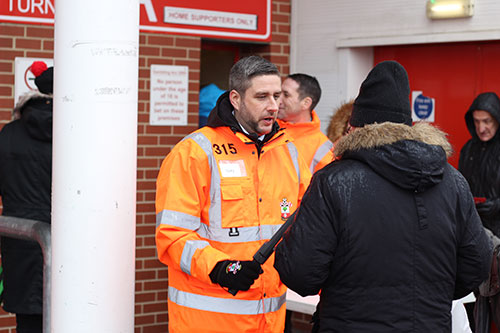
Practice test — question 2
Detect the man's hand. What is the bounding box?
[476,198,500,218]
[209,260,263,291]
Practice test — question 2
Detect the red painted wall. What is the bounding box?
[374,41,500,167]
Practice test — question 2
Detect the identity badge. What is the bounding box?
[218,160,247,177]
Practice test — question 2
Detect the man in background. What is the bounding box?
[277,73,334,332]
[278,73,334,173]
[458,92,500,332]
[459,92,500,237]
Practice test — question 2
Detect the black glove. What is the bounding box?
[476,198,500,219]
[209,260,263,291]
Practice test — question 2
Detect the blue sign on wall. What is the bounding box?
[412,91,435,122]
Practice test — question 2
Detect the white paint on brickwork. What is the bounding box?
[290,0,500,132]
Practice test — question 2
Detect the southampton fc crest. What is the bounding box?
[280,198,292,221]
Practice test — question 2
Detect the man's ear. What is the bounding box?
[301,96,313,111]
[229,90,241,111]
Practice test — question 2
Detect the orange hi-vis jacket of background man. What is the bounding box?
[278,110,334,173]
[156,116,311,332]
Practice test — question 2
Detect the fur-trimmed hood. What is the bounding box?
[13,90,52,119]
[335,122,452,157]
[326,100,353,143]
[335,122,453,191]
[14,90,53,142]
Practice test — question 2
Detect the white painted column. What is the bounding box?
[52,1,139,332]
[338,47,374,100]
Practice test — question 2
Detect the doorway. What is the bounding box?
[198,41,240,127]
[374,41,500,167]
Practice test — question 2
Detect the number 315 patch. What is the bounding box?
[213,143,237,155]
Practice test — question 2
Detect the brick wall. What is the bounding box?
[134,32,202,332]
[0,0,298,331]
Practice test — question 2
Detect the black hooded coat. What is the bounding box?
[0,91,52,314]
[458,92,500,237]
[274,122,492,332]
[459,92,500,333]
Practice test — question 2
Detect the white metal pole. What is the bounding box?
[52,0,139,332]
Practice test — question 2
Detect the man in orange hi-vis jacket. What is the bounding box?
[278,73,334,174]
[155,56,312,333]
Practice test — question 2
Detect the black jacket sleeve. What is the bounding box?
[454,173,492,299]
[274,172,338,296]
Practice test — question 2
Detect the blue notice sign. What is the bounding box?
[413,94,434,119]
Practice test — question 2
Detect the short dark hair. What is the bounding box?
[287,73,322,111]
[229,56,280,95]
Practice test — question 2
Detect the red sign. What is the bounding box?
[0,0,55,24]
[0,0,271,42]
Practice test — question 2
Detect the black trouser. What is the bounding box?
[16,313,42,333]
[284,310,292,332]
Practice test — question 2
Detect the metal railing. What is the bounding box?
[0,216,51,333]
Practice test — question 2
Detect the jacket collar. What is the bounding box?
[334,122,453,158]
[277,110,321,135]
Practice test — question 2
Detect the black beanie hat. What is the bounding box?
[35,66,54,95]
[349,60,412,127]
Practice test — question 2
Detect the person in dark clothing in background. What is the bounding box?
[274,60,492,333]
[458,92,500,332]
[0,61,53,333]
[459,92,500,237]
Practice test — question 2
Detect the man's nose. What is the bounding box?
[269,97,279,111]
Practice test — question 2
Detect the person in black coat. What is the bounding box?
[458,92,500,332]
[0,62,53,333]
[274,61,492,333]
[458,92,500,237]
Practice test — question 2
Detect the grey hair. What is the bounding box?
[229,55,280,95]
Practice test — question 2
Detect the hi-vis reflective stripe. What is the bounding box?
[286,142,300,183]
[180,240,210,275]
[156,131,300,243]
[188,132,223,229]
[311,140,334,173]
[169,286,286,315]
[157,209,283,243]
[156,210,198,230]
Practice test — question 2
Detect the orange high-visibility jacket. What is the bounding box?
[156,120,311,332]
[278,110,334,173]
